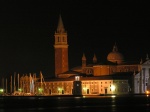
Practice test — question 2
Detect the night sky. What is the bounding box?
[0,0,149,78]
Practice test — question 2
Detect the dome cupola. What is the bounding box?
[107,43,124,64]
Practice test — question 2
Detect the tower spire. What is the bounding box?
[82,53,86,67]
[140,58,143,64]
[56,14,65,33]
[113,42,118,52]
[93,53,97,64]
[146,53,149,60]
[82,53,86,60]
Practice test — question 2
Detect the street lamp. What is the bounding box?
[18,88,22,92]
[83,87,87,94]
[58,87,62,94]
[0,89,4,95]
[111,85,115,94]
[38,88,43,95]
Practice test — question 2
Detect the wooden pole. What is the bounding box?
[14,72,16,92]
[18,73,19,91]
[10,75,12,94]
[6,78,7,94]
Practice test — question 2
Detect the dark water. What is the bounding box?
[0,95,150,112]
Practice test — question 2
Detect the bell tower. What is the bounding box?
[54,14,69,77]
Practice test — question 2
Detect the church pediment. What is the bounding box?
[143,60,150,65]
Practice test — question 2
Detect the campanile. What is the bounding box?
[54,14,69,77]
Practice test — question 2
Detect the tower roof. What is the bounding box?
[82,53,86,60]
[93,53,97,63]
[56,14,65,33]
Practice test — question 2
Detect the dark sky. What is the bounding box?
[0,0,149,78]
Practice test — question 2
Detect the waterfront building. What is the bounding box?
[36,75,129,95]
[35,14,144,95]
[1,14,150,96]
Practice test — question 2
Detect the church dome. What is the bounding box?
[107,44,124,64]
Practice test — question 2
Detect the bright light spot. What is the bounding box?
[146,90,149,94]
[0,89,3,92]
[83,87,86,90]
[38,88,43,92]
[111,85,115,91]
[75,76,80,81]
[18,88,22,92]
[111,95,116,98]
[58,87,62,91]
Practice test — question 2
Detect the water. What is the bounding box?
[0,95,150,112]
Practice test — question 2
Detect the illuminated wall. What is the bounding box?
[134,59,150,94]
[93,64,140,76]
[35,78,129,95]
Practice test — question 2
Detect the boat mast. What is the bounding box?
[10,75,12,94]
[6,78,7,94]
[14,72,16,92]
[18,73,19,91]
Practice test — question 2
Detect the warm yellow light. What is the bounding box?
[146,90,149,94]
[111,85,115,91]
[58,87,62,91]
[0,89,3,92]
[38,88,43,92]
[83,87,87,90]
[18,88,22,92]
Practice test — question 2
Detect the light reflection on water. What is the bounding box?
[0,95,150,112]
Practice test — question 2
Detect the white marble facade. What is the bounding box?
[134,59,150,94]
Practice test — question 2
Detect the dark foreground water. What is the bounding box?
[0,95,150,112]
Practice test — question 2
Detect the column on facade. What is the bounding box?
[143,68,145,92]
[140,71,142,93]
